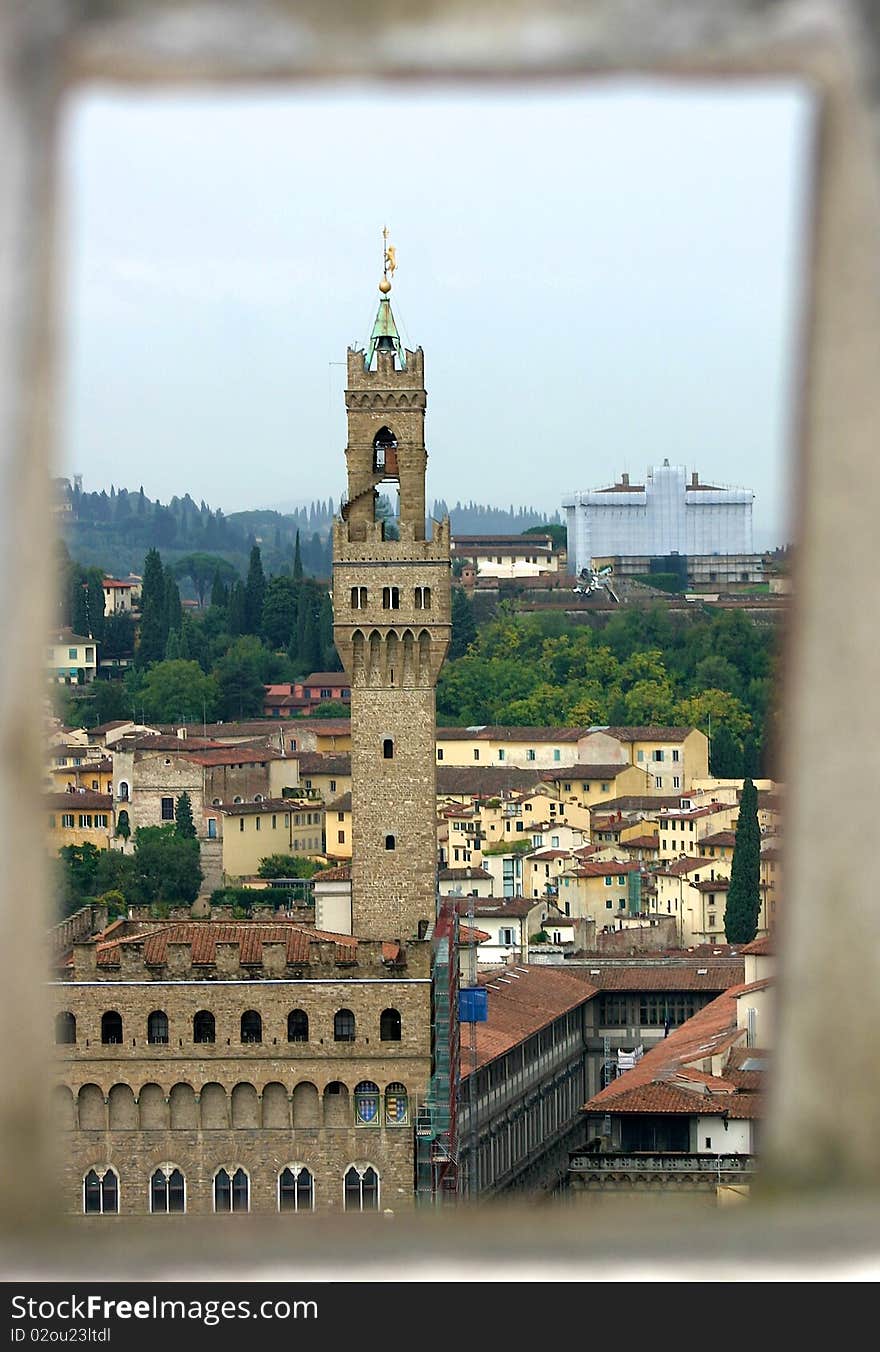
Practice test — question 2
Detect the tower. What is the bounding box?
[332,238,451,941]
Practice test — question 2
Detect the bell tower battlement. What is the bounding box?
[332,244,451,942]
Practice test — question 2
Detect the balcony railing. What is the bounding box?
[570,1152,753,1174]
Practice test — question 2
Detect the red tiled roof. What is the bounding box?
[693,878,730,892]
[657,856,706,876]
[46,790,112,810]
[461,966,598,1074]
[570,962,744,992]
[700,831,737,847]
[188,748,281,767]
[459,924,491,945]
[540,764,633,783]
[566,861,641,878]
[214,797,316,816]
[293,753,351,775]
[303,672,351,688]
[312,864,351,883]
[583,980,764,1115]
[740,934,773,956]
[597,726,696,744]
[437,725,585,743]
[455,897,544,919]
[72,921,398,968]
[621,835,659,849]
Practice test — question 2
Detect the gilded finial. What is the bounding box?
[380,225,396,294]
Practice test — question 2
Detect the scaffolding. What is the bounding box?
[416,898,461,1202]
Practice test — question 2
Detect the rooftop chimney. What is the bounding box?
[691,471,699,486]
[621,472,629,486]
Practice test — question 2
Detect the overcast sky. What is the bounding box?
[58,79,814,546]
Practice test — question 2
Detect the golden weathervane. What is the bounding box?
[380,225,397,293]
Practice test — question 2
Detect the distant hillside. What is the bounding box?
[54,480,563,580]
[432,500,563,535]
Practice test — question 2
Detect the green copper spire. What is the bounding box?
[365,228,406,369]
[366,294,406,370]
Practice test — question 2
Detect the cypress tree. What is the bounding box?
[210,566,228,609]
[710,725,743,778]
[244,545,266,634]
[293,530,303,581]
[724,777,762,943]
[175,791,196,839]
[227,580,247,636]
[164,573,182,635]
[137,548,167,667]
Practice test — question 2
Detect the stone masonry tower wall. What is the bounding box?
[332,297,451,941]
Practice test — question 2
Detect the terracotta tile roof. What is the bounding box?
[46,790,112,810]
[590,795,683,813]
[437,725,585,743]
[326,793,352,812]
[455,896,544,919]
[215,797,316,817]
[526,849,571,861]
[571,962,744,992]
[73,921,398,969]
[540,764,633,783]
[188,748,281,767]
[461,966,598,1075]
[459,924,491,945]
[583,979,764,1116]
[312,864,351,883]
[117,735,228,752]
[302,672,351,687]
[700,831,737,847]
[437,767,548,796]
[438,866,492,881]
[693,878,730,892]
[658,803,730,822]
[740,934,773,956]
[293,753,351,776]
[621,835,660,849]
[595,726,695,744]
[565,861,641,878]
[657,856,706,876]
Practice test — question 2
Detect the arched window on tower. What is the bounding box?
[382,587,400,610]
[147,1010,169,1045]
[385,834,396,851]
[380,1008,402,1042]
[383,738,394,760]
[193,1010,215,1044]
[55,1012,76,1045]
[414,586,432,610]
[372,426,397,475]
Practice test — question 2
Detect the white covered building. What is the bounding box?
[563,462,754,578]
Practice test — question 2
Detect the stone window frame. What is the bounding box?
[83,1166,119,1216]
[212,1166,250,1215]
[148,1164,186,1215]
[342,1164,380,1213]
[278,1164,315,1214]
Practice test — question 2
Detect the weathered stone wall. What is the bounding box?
[51,971,431,1214]
[116,752,204,833]
[348,687,439,940]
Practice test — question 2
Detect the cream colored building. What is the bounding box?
[206,799,327,881]
[47,630,97,685]
[47,791,113,851]
[557,860,642,925]
[657,802,738,860]
[101,578,134,616]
